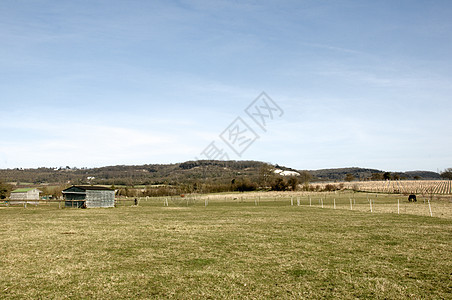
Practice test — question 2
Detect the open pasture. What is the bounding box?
[1,192,451,299]
[116,191,452,219]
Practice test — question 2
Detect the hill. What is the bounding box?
[309,167,382,181]
[0,161,441,186]
[0,161,271,186]
[404,170,442,180]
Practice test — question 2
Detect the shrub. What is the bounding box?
[323,184,339,192]
[271,178,289,191]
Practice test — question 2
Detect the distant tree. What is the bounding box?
[391,173,400,180]
[271,178,288,191]
[233,178,257,192]
[258,164,274,187]
[51,185,67,199]
[299,171,312,184]
[440,168,452,180]
[40,187,50,198]
[0,182,12,199]
[344,173,355,182]
[371,173,384,181]
[323,184,339,192]
[118,187,135,197]
[287,177,299,191]
[383,172,391,180]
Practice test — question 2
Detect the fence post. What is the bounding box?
[428,199,433,217]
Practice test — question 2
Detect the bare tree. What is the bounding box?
[258,164,275,187]
[345,173,355,182]
[440,168,452,180]
[0,181,12,199]
[299,171,312,184]
[287,177,299,191]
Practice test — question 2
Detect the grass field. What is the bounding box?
[1,192,451,299]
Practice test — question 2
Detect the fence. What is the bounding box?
[2,192,452,219]
[0,199,86,208]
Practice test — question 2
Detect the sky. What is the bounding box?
[1,0,451,172]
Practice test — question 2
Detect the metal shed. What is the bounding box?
[62,186,115,208]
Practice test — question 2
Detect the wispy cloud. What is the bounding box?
[0,114,202,168]
[1,1,451,171]
[301,42,367,56]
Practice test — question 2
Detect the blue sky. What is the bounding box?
[1,0,451,172]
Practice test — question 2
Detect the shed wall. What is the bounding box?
[86,190,115,208]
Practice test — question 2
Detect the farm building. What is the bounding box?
[62,186,115,208]
[10,188,42,200]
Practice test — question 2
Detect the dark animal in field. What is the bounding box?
[408,194,417,202]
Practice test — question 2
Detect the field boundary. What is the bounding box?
[3,191,451,219]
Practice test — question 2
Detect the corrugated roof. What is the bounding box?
[65,185,114,191]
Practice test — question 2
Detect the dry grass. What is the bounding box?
[1,192,451,299]
[141,191,452,219]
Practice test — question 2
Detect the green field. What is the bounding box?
[1,193,451,299]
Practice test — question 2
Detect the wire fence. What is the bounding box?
[0,199,86,209]
[2,192,451,219]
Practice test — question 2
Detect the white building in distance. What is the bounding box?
[274,169,300,176]
[10,188,42,200]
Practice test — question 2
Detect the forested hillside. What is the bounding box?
[0,161,273,186]
[0,161,441,187]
